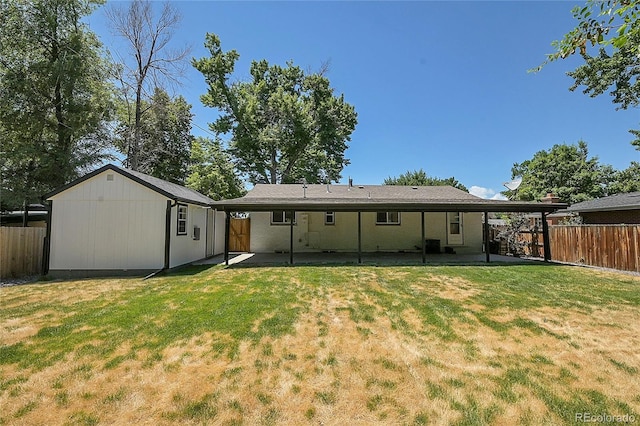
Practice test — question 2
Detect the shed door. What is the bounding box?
[447,212,463,245]
[229,218,250,252]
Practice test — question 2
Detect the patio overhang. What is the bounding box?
[211,195,567,266]
[211,198,567,213]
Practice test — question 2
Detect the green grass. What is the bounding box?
[1,263,639,424]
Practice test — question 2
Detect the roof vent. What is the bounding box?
[358,185,364,189]
[412,186,418,190]
[106,174,114,181]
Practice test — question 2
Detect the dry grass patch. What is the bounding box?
[1,264,639,424]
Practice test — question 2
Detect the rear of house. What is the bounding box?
[250,210,483,254]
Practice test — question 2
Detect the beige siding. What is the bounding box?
[250,211,483,254]
[213,210,226,255]
[169,203,208,268]
[49,170,166,270]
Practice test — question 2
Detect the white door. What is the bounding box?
[447,212,463,245]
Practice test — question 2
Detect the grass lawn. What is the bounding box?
[1,264,639,425]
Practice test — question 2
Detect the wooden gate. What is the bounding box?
[229,218,250,252]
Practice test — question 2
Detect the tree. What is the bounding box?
[504,141,612,204]
[535,0,640,68]
[186,137,245,201]
[107,0,190,171]
[535,0,640,149]
[608,161,640,194]
[0,0,114,210]
[193,33,358,185]
[114,88,193,184]
[383,169,468,192]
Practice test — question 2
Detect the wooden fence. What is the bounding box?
[549,225,640,273]
[0,227,46,279]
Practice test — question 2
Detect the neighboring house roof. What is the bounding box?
[212,184,566,213]
[567,192,640,213]
[44,164,214,207]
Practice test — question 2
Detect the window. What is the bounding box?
[271,210,295,224]
[449,212,461,235]
[177,204,188,235]
[325,211,335,225]
[376,211,400,225]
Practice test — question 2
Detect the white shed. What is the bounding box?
[44,164,224,278]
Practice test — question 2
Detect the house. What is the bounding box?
[212,183,566,264]
[43,164,225,278]
[566,192,640,224]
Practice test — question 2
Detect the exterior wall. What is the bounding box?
[213,210,226,255]
[49,170,166,271]
[580,210,640,225]
[169,203,208,268]
[250,211,483,254]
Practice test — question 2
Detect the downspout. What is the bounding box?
[42,199,53,275]
[144,199,175,280]
[164,199,176,269]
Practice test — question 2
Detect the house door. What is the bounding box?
[229,218,250,252]
[447,212,463,245]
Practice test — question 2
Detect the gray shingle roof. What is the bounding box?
[244,184,479,200]
[213,184,567,213]
[567,192,640,213]
[45,164,214,206]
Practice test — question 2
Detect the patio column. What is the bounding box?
[290,210,295,264]
[421,211,426,264]
[484,211,491,263]
[224,211,230,265]
[358,211,362,264]
[542,211,551,262]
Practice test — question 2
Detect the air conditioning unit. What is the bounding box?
[193,226,200,240]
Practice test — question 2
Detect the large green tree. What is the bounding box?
[608,161,640,194]
[115,88,193,184]
[186,137,245,201]
[504,141,613,204]
[383,169,468,192]
[0,0,114,210]
[536,0,640,149]
[193,33,358,185]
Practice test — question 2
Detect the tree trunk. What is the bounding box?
[131,84,143,171]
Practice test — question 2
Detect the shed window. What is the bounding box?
[271,210,295,224]
[376,211,400,225]
[177,204,188,235]
[325,211,335,225]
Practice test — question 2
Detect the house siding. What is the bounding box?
[48,170,166,272]
[250,211,483,254]
[169,203,208,268]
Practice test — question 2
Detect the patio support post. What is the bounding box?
[484,211,490,263]
[542,211,551,262]
[224,211,231,266]
[290,210,295,264]
[358,211,362,264]
[421,211,426,264]
[224,211,230,265]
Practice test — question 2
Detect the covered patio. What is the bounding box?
[212,184,566,266]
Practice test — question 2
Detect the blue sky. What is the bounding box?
[88,1,640,199]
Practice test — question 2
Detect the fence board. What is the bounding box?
[0,227,46,279]
[549,225,640,273]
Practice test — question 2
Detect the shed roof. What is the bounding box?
[212,184,566,213]
[44,164,214,206]
[567,192,640,213]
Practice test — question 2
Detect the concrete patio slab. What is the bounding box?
[194,252,540,267]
